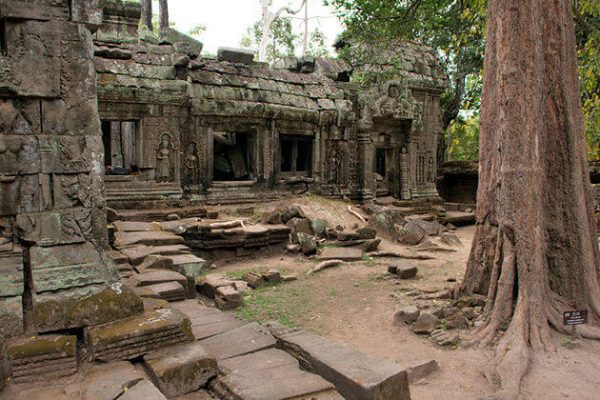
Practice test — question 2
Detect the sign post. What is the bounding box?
[563,310,588,340]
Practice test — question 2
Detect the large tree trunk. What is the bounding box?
[140,0,153,31]
[458,1,600,398]
[159,0,169,36]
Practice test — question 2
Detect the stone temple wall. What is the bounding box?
[93,1,447,208]
[0,0,142,346]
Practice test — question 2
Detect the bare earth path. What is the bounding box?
[214,199,600,399]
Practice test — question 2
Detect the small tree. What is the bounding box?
[305,28,329,58]
[258,0,307,62]
[242,16,299,64]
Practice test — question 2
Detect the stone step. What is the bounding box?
[113,221,162,232]
[136,282,187,302]
[113,231,185,249]
[265,322,411,400]
[211,348,343,400]
[6,335,78,384]
[119,379,167,400]
[143,342,217,398]
[171,300,247,340]
[108,206,209,223]
[79,361,145,400]
[85,309,194,362]
[121,245,193,266]
[199,322,276,361]
[129,269,189,289]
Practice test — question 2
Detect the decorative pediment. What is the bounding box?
[359,79,423,132]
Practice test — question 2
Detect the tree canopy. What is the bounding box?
[327,0,599,161]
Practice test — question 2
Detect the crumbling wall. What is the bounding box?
[0,0,141,344]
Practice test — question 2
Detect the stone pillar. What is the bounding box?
[0,0,142,339]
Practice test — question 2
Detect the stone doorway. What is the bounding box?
[212,131,257,182]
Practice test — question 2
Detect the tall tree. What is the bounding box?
[258,0,307,62]
[140,0,153,31]
[158,0,169,35]
[241,16,300,64]
[458,1,600,398]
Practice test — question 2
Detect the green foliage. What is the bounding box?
[241,17,300,63]
[306,28,330,57]
[575,0,600,159]
[187,23,206,38]
[448,114,480,161]
[329,0,600,161]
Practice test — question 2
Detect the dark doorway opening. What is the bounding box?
[375,148,386,177]
[213,131,256,181]
[101,120,139,174]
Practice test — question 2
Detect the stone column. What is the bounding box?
[0,0,142,339]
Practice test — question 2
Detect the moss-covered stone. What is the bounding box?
[7,335,76,359]
[33,284,144,333]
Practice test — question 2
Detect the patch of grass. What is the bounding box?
[368,272,387,282]
[560,337,580,350]
[329,287,338,297]
[362,255,378,266]
[224,266,270,280]
[234,285,311,328]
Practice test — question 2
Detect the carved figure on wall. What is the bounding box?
[58,137,88,171]
[183,142,201,190]
[60,174,92,209]
[19,175,37,213]
[327,142,343,187]
[427,156,435,182]
[156,133,175,183]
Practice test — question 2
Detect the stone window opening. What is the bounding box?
[280,136,312,177]
[213,131,257,182]
[375,147,386,178]
[101,120,140,175]
[0,20,6,56]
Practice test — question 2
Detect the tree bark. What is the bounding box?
[159,0,169,36]
[140,0,153,31]
[458,1,600,398]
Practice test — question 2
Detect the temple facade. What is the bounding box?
[95,1,447,208]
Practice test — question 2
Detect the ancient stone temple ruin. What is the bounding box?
[95,2,446,207]
[0,1,446,399]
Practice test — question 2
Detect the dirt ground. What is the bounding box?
[213,196,600,400]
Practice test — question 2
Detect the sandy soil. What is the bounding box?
[213,196,600,400]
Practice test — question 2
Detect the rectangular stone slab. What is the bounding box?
[319,247,364,261]
[271,327,411,400]
[7,335,78,384]
[142,282,186,302]
[213,348,343,400]
[85,309,194,362]
[143,342,217,398]
[171,300,247,340]
[199,322,276,360]
[113,231,184,249]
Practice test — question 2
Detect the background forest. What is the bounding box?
[327,0,599,161]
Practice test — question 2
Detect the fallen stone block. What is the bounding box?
[388,262,418,279]
[412,313,439,334]
[262,269,281,283]
[199,322,276,360]
[7,335,77,384]
[405,359,440,383]
[212,348,342,400]
[113,221,162,232]
[412,219,443,236]
[217,47,254,64]
[214,285,243,311]
[113,231,184,249]
[142,282,187,302]
[397,221,426,245]
[431,329,460,346]
[242,271,265,289]
[319,247,363,261]
[297,232,318,255]
[135,255,175,274]
[143,342,217,398]
[120,379,167,400]
[171,300,247,340]
[266,323,411,400]
[197,274,234,298]
[440,232,462,247]
[394,306,420,325]
[85,309,194,362]
[79,361,145,400]
[131,270,189,289]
